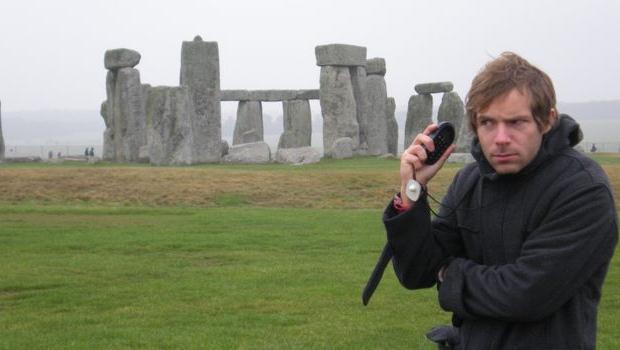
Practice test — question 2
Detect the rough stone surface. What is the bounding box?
[0,100,4,160]
[349,66,370,155]
[180,37,222,163]
[366,58,386,76]
[386,97,398,155]
[220,140,229,157]
[223,141,271,164]
[319,66,359,156]
[447,152,475,163]
[220,89,319,101]
[278,100,311,149]
[404,94,433,149]
[275,147,322,164]
[315,44,367,66]
[112,68,147,162]
[100,100,115,161]
[456,119,474,153]
[233,101,263,145]
[364,74,389,155]
[329,137,354,159]
[414,82,454,94]
[438,91,467,151]
[144,86,195,165]
[104,48,141,70]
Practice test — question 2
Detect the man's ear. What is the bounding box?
[542,108,558,134]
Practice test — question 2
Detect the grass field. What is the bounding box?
[0,155,619,349]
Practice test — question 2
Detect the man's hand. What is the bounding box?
[400,124,455,206]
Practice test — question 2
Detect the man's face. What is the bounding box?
[475,88,554,174]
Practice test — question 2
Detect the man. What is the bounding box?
[385,52,617,349]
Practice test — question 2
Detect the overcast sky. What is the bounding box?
[0,0,619,114]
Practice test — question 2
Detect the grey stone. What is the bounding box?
[364,74,389,155]
[414,82,454,94]
[278,100,312,149]
[319,66,359,156]
[144,86,195,165]
[223,141,271,164]
[220,140,229,157]
[233,101,263,145]
[112,68,147,162]
[438,92,467,151]
[456,120,474,153]
[349,66,370,155]
[386,97,398,156]
[447,152,475,164]
[0,100,4,161]
[366,58,386,76]
[315,44,367,66]
[329,137,354,159]
[104,48,141,70]
[275,147,322,165]
[404,94,433,149]
[220,89,319,101]
[100,100,114,161]
[180,37,222,163]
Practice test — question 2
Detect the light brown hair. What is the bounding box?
[465,52,557,131]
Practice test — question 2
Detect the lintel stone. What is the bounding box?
[220,89,319,101]
[414,81,454,94]
[104,48,141,70]
[315,44,366,67]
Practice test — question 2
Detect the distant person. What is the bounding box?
[85,147,89,157]
[48,150,53,159]
[89,147,94,157]
[381,52,617,349]
[57,152,61,158]
[591,143,598,153]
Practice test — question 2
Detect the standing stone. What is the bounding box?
[404,94,433,149]
[386,97,398,155]
[455,115,474,153]
[180,36,222,163]
[0,100,4,161]
[113,67,147,162]
[100,100,114,161]
[233,101,263,145]
[364,58,389,155]
[438,91,466,150]
[319,66,359,157]
[349,66,370,155]
[278,99,311,149]
[145,86,195,165]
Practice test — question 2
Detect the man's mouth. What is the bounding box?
[493,153,517,162]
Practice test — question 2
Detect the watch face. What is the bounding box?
[405,179,421,202]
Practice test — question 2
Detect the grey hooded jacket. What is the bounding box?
[383,115,618,349]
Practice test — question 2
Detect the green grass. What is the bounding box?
[0,154,618,349]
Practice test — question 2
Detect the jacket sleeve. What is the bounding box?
[383,177,465,289]
[438,183,618,322]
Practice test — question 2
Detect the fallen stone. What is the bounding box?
[104,48,141,70]
[366,58,386,76]
[329,137,354,159]
[223,141,271,164]
[414,82,454,94]
[275,147,322,164]
[315,44,367,66]
[447,152,475,163]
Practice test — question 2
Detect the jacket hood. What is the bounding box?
[471,114,583,178]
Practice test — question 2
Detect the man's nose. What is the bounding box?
[494,124,511,144]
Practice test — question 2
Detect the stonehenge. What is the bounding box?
[404,82,469,153]
[100,37,471,165]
